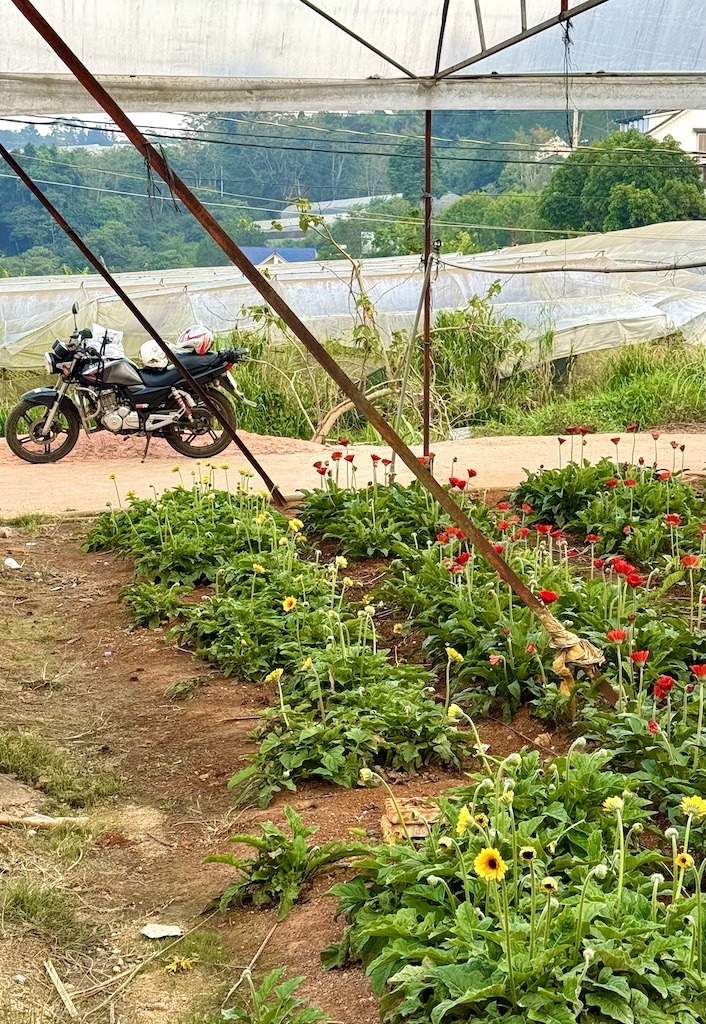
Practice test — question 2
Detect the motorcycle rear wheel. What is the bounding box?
[5,398,80,464]
[164,388,236,458]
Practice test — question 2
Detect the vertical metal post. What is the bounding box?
[422,108,433,457]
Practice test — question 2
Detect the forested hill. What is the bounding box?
[0,109,637,276]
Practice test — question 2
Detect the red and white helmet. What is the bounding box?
[176,323,213,355]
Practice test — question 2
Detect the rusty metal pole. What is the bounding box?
[0,143,286,507]
[422,109,433,457]
[9,0,609,679]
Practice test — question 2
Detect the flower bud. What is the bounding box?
[583,948,595,964]
[665,827,679,840]
[593,864,608,880]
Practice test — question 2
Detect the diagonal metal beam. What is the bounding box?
[434,0,452,75]
[9,0,611,687]
[295,0,419,79]
[435,0,612,80]
[0,144,287,507]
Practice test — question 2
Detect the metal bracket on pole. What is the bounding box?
[0,143,286,508]
[9,0,610,691]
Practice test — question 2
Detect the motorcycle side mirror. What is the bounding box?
[71,302,79,315]
[80,328,93,339]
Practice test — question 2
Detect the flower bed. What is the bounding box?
[86,438,706,1024]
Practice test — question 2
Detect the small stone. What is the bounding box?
[0,527,13,538]
[140,923,183,940]
[13,974,26,985]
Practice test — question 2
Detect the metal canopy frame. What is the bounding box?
[2,0,632,684]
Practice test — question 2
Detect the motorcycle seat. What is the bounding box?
[137,353,221,388]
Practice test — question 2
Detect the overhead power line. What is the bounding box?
[4,115,705,170]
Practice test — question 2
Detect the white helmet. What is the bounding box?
[176,323,213,355]
[140,340,168,368]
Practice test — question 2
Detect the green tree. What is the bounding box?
[539,130,706,233]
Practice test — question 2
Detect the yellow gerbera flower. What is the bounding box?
[282,596,297,612]
[474,847,508,883]
[456,805,472,835]
[447,703,463,722]
[519,846,537,863]
[252,563,267,575]
[107,472,116,480]
[603,796,624,814]
[288,518,304,533]
[540,876,558,894]
[681,795,706,820]
[264,668,284,684]
[445,646,464,664]
[301,657,313,671]
[676,851,694,870]
[393,623,404,635]
[474,813,489,829]
[342,577,354,587]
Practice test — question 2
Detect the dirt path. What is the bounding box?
[2,430,703,518]
[3,520,547,1023]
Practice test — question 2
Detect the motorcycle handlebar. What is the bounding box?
[218,347,249,363]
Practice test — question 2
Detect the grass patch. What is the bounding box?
[0,878,90,947]
[34,821,96,862]
[0,731,119,809]
[160,930,229,969]
[6,512,54,529]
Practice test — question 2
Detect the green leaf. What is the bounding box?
[585,990,635,1024]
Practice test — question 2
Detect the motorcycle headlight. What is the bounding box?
[44,351,57,375]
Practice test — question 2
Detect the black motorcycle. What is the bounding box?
[5,306,252,464]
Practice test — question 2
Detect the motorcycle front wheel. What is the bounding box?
[164,388,236,459]
[4,398,80,464]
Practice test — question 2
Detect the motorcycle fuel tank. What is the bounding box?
[101,358,144,387]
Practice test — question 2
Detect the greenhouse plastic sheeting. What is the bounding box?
[2,221,706,371]
[1,0,705,112]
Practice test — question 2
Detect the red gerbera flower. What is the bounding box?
[624,478,637,488]
[670,440,679,449]
[526,642,537,654]
[606,629,628,643]
[521,503,533,514]
[611,557,634,576]
[626,423,638,432]
[657,470,671,481]
[594,558,605,569]
[665,513,682,527]
[371,453,381,463]
[447,527,466,539]
[651,432,660,441]
[610,437,621,446]
[344,453,355,463]
[586,534,601,544]
[436,532,449,544]
[467,468,477,478]
[316,466,327,476]
[493,543,504,553]
[682,554,699,568]
[623,525,632,535]
[497,501,511,511]
[381,458,392,466]
[626,571,644,588]
[331,451,343,461]
[631,650,649,666]
[648,720,660,734]
[517,527,530,538]
[538,589,559,604]
[579,426,590,436]
[691,664,706,678]
[338,437,350,447]
[558,437,566,445]
[605,478,618,489]
[535,524,552,535]
[497,520,509,532]
[565,426,579,435]
[455,552,470,566]
[418,455,430,467]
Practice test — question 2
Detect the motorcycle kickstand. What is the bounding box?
[141,435,152,464]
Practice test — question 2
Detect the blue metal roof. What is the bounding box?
[240,247,317,265]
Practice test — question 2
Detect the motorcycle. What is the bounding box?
[4,305,253,464]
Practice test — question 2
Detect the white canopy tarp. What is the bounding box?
[2,221,706,371]
[1,0,706,113]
